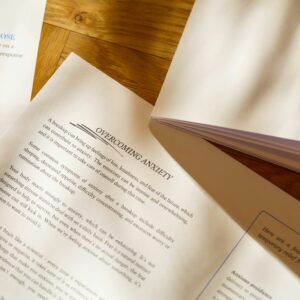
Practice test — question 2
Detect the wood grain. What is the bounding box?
[44,0,194,60]
[33,0,300,202]
[32,23,69,98]
[59,32,170,103]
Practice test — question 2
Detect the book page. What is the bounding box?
[150,119,300,299]
[0,0,46,136]
[0,54,299,300]
[199,212,300,299]
[152,0,300,142]
[159,120,300,172]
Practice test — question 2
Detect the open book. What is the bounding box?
[0,0,45,137]
[0,54,299,299]
[152,0,300,173]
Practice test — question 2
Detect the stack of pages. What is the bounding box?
[152,0,300,172]
[0,1,299,300]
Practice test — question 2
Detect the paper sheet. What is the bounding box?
[0,0,46,136]
[0,54,299,299]
[153,0,300,144]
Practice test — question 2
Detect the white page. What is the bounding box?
[199,212,300,299]
[150,120,300,299]
[152,0,300,142]
[0,54,299,300]
[0,0,46,136]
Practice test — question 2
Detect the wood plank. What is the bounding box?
[44,0,194,60]
[32,23,70,98]
[59,32,170,104]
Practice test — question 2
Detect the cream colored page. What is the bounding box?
[152,0,300,141]
[150,120,300,299]
[0,54,244,300]
[163,121,300,172]
[199,212,300,299]
[0,0,46,136]
[0,54,300,300]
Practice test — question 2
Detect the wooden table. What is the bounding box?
[32,0,300,202]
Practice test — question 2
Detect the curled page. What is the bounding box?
[152,0,300,171]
